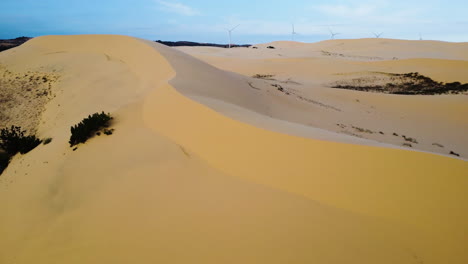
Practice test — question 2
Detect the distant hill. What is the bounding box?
[155,40,251,48]
[0,37,32,52]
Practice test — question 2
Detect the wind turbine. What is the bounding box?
[291,23,298,41]
[226,24,240,48]
[373,32,383,38]
[328,28,340,39]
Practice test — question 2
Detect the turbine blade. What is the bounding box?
[231,24,240,31]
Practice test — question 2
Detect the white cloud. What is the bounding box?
[156,0,199,16]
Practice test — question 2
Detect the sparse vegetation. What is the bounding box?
[449,151,460,157]
[332,72,468,95]
[402,135,418,144]
[43,138,52,145]
[267,46,275,49]
[352,126,374,134]
[432,143,444,148]
[0,66,58,134]
[69,112,113,147]
[403,143,413,148]
[252,74,275,80]
[272,84,284,92]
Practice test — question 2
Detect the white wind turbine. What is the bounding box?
[373,32,383,38]
[226,24,240,48]
[291,23,298,41]
[329,28,340,39]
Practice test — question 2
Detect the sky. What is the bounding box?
[1,0,467,43]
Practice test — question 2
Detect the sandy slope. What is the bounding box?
[176,39,468,158]
[0,35,467,264]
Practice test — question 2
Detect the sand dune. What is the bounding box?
[179,38,468,61]
[0,35,467,263]
[176,39,468,158]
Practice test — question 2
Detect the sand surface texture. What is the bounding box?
[0,35,467,264]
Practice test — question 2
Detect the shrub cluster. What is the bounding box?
[0,126,42,174]
[69,112,112,146]
[1,111,114,175]
[0,126,42,156]
[0,151,9,174]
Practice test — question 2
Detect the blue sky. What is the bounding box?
[1,0,467,43]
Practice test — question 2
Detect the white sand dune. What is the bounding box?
[176,39,468,158]
[179,38,468,61]
[0,35,467,264]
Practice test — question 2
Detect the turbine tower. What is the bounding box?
[329,28,340,39]
[227,24,240,48]
[373,32,383,38]
[291,23,298,41]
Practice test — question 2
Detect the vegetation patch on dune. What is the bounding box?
[252,74,276,80]
[0,151,9,174]
[331,72,468,95]
[0,126,42,174]
[0,65,59,133]
[0,65,59,175]
[321,50,386,61]
[69,112,113,147]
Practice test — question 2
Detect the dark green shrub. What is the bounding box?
[0,151,9,174]
[103,128,114,135]
[402,135,418,144]
[0,126,42,155]
[69,112,112,146]
[0,126,42,175]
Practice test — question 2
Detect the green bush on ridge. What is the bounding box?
[69,112,113,147]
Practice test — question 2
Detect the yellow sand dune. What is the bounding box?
[180,38,468,61]
[0,35,467,264]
